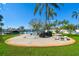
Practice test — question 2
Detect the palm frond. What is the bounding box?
[0,19,2,21]
[50,3,60,9]
[34,3,41,15]
[53,12,57,16]
[49,8,57,18]
[72,11,77,18]
[73,11,77,14]
[72,14,75,18]
[0,23,4,26]
[59,3,64,6]
[0,15,3,20]
[72,11,79,19]
[76,15,78,19]
[39,4,44,15]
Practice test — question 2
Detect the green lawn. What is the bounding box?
[0,34,79,56]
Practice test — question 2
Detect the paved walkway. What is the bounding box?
[5,34,76,47]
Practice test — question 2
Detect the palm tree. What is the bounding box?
[61,19,69,26]
[18,26,25,34]
[0,15,3,22]
[34,3,63,30]
[29,18,42,34]
[0,15,3,42]
[72,10,79,29]
[66,24,75,34]
[0,15,3,35]
[52,20,59,27]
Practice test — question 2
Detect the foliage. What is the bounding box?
[39,31,52,38]
[72,10,79,28]
[29,18,42,33]
[72,10,79,19]
[34,3,63,30]
[52,20,59,27]
[66,24,75,30]
[0,15,4,34]
[17,26,25,34]
[0,15,4,42]
[60,19,69,26]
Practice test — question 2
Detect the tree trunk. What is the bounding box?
[45,4,48,30]
[0,28,3,42]
[78,19,79,29]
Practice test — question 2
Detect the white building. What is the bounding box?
[75,29,79,33]
[60,29,69,34]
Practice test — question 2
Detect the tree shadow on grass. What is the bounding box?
[0,35,4,43]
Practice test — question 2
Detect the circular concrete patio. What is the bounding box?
[5,34,76,47]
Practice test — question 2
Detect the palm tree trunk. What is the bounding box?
[78,19,79,29]
[0,28,2,35]
[45,4,48,30]
[0,23,2,35]
[0,27,3,42]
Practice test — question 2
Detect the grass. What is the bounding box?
[0,34,79,56]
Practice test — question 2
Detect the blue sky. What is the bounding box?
[0,3,79,29]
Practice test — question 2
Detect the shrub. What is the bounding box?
[39,31,52,38]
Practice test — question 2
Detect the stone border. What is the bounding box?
[5,35,76,47]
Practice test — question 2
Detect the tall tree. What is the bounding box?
[18,26,25,34]
[0,15,4,42]
[60,19,69,26]
[34,3,63,30]
[72,10,79,29]
[0,15,3,35]
[66,24,75,34]
[29,18,42,34]
[52,19,59,27]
